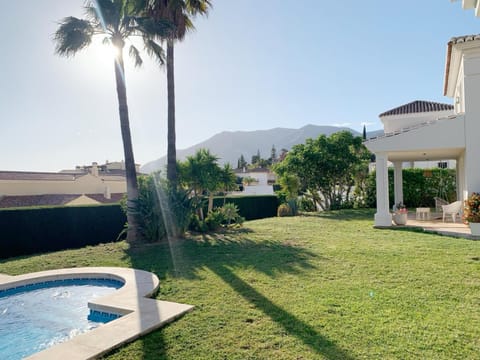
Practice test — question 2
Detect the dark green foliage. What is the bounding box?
[0,205,125,259]
[274,131,371,210]
[365,168,456,208]
[298,196,316,212]
[212,195,278,220]
[122,174,194,241]
[189,204,244,233]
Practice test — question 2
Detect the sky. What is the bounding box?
[1,1,479,172]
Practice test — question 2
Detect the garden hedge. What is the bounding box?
[0,204,126,259]
[365,168,456,208]
[212,195,279,220]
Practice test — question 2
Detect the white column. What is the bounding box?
[393,161,403,206]
[374,152,392,226]
[457,152,466,201]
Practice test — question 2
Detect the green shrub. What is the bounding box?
[121,174,194,241]
[365,168,456,208]
[298,196,316,212]
[277,203,292,217]
[212,195,278,220]
[220,203,244,226]
[205,209,224,231]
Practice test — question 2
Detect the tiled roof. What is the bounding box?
[449,34,480,45]
[379,100,453,117]
[444,34,480,95]
[0,194,80,208]
[0,171,81,181]
[0,193,125,208]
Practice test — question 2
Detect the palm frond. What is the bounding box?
[186,0,211,16]
[85,0,121,32]
[54,17,94,56]
[143,38,166,65]
[129,44,143,67]
[136,16,176,38]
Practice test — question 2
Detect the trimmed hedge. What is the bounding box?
[212,195,279,220]
[365,168,456,208]
[0,204,126,259]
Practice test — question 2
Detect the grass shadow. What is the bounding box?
[121,226,354,359]
[212,264,355,359]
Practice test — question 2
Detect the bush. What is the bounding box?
[463,192,480,223]
[212,195,278,220]
[122,174,194,241]
[205,209,224,231]
[277,203,292,217]
[365,168,456,208]
[221,203,244,226]
[0,205,126,259]
[298,197,316,212]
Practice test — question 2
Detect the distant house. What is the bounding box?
[365,34,480,226]
[0,161,139,208]
[233,168,276,195]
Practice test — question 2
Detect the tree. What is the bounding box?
[178,148,221,219]
[362,125,367,140]
[54,0,172,242]
[251,149,261,166]
[274,131,371,210]
[270,145,277,164]
[145,0,211,185]
[219,164,237,204]
[237,154,247,169]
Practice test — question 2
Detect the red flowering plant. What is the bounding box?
[393,202,407,214]
[463,192,480,223]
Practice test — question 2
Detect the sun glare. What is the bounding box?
[90,39,121,64]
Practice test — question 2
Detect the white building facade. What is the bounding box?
[365,34,480,226]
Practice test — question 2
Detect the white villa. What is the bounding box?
[365,34,480,227]
[233,168,276,195]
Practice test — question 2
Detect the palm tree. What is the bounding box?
[145,0,211,185]
[54,0,172,242]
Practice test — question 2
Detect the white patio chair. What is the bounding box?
[441,200,463,223]
[434,197,449,212]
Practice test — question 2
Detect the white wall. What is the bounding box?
[381,110,453,134]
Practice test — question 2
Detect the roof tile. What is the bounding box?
[379,100,453,117]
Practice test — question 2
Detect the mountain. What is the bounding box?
[140,124,383,174]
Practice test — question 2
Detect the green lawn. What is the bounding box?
[1,209,479,359]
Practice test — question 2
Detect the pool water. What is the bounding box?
[0,278,123,360]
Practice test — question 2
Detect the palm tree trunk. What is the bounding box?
[166,39,177,185]
[114,50,140,242]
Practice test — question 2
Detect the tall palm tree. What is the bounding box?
[54,0,172,242]
[145,0,211,185]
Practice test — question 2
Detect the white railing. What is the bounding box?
[365,114,460,143]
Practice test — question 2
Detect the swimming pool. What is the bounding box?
[0,278,123,360]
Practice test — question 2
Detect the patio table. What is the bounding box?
[416,207,430,220]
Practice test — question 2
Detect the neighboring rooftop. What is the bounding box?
[0,171,81,181]
[379,100,453,117]
[0,193,125,208]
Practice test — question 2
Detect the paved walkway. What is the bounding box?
[0,273,13,281]
[396,213,479,240]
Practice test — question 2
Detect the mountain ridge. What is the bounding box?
[141,125,383,174]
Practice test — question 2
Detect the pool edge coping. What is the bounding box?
[0,267,194,360]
